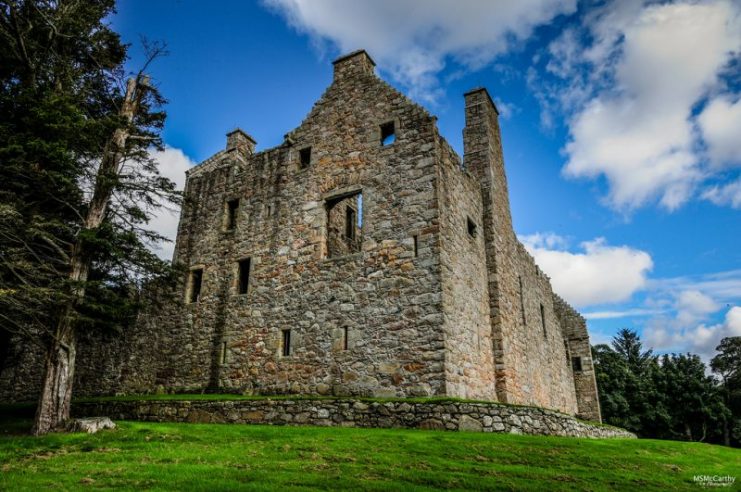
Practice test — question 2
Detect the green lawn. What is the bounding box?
[1,418,739,491]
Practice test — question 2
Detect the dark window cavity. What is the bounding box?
[226,199,239,230]
[299,147,312,169]
[467,217,478,238]
[518,276,526,326]
[343,327,349,351]
[345,207,356,240]
[326,191,362,258]
[380,121,396,146]
[540,303,547,337]
[413,234,419,257]
[282,329,291,357]
[572,356,583,372]
[221,341,227,364]
[237,258,251,295]
[188,268,203,303]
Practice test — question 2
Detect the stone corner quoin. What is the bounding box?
[0,49,602,424]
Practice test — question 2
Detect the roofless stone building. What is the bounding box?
[0,50,601,422]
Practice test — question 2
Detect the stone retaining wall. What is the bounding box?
[72,399,634,439]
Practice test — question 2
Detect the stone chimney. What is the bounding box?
[333,49,376,81]
[463,87,512,236]
[226,128,256,156]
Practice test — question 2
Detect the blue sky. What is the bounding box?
[112,0,741,360]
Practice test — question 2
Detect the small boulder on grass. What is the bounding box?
[66,417,116,434]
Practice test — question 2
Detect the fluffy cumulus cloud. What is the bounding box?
[564,2,741,210]
[645,305,741,360]
[147,147,195,260]
[698,96,741,167]
[520,233,653,307]
[533,0,741,211]
[263,0,577,101]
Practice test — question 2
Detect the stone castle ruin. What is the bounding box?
[0,50,601,422]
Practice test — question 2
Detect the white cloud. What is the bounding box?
[699,96,741,167]
[520,233,653,307]
[675,289,720,327]
[147,146,195,260]
[644,306,741,360]
[264,0,577,102]
[702,178,741,208]
[583,308,665,320]
[562,0,741,211]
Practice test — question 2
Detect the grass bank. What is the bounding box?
[0,418,738,491]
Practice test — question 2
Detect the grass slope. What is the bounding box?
[1,419,738,491]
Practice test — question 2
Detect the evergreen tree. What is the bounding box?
[0,0,179,434]
[711,337,741,446]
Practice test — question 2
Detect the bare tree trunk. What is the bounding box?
[32,78,143,435]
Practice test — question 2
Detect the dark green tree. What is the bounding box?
[0,0,179,434]
[711,337,741,446]
[595,329,732,445]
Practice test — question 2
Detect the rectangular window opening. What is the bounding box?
[467,217,478,238]
[540,303,546,338]
[326,191,362,258]
[380,121,396,146]
[188,268,203,304]
[299,147,312,169]
[518,276,526,326]
[413,234,419,257]
[238,258,251,295]
[572,356,583,372]
[343,327,349,351]
[221,341,227,365]
[226,199,239,230]
[345,207,356,240]
[282,329,291,357]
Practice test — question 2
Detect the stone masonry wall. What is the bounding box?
[554,294,602,421]
[72,398,633,438]
[436,138,496,400]
[461,89,579,414]
[0,51,601,423]
[105,50,449,398]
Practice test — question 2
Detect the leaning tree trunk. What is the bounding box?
[32,78,143,435]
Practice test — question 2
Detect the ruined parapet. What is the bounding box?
[553,294,601,422]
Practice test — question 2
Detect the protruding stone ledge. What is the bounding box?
[72,398,635,439]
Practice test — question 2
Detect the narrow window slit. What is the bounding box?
[540,303,546,338]
[188,268,203,304]
[467,217,477,238]
[226,199,239,230]
[572,357,583,372]
[282,329,291,357]
[343,327,349,350]
[413,234,419,257]
[238,258,251,295]
[518,276,526,326]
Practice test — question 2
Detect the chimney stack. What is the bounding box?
[332,49,376,81]
[226,128,256,156]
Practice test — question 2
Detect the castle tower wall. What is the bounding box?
[554,294,602,421]
[463,88,578,413]
[0,51,598,418]
[436,136,497,400]
[142,50,449,397]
